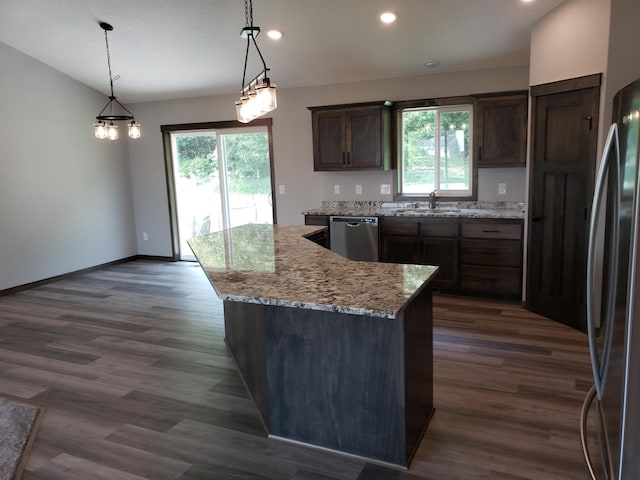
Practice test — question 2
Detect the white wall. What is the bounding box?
[529,0,611,87]
[530,0,611,154]
[0,41,136,291]
[602,0,640,128]
[129,65,529,257]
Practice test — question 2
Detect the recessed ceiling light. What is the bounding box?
[379,11,397,24]
[424,60,440,68]
[267,29,283,40]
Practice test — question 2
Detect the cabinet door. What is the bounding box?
[312,110,345,170]
[381,235,420,264]
[421,237,458,289]
[475,94,527,167]
[347,107,382,169]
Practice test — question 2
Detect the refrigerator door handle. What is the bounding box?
[587,122,620,399]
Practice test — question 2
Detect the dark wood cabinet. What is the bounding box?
[309,102,392,171]
[459,219,523,296]
[312,212,523,297]
[304,215,330,248]
[381,217,459,289]
[304,215,330,227]
[474,92,528,167]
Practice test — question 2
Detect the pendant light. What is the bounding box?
[235,0,277,123]
[93,22,141,140]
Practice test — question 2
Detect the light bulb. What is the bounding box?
[106,122,119,140]
[128,121,141,139]
[94,121,107,139]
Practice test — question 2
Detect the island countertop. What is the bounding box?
[187,223,437,319]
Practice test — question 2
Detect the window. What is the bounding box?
[399,105,473,197]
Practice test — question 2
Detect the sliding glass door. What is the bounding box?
[165,122,274,261]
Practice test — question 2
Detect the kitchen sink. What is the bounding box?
[392,207,460,215]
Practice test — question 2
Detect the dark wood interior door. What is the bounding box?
[526,75,600,331]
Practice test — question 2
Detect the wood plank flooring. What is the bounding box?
[0,261,594,479]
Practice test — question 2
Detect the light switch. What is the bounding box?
[380,184,391,195]
[334,184,341,195]
[498,183,507,195]
[279,185,285,195]
[355,184,363,195]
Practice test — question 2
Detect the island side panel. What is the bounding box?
[265,304,406,466]
[223,300,269,428]
[402,284,434,464]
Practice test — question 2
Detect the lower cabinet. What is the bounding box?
[381,217,459,289]
[304,215,330,248]
[310,213,523,297]
[459,219,523,296]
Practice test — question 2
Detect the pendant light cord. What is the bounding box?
[103,29,117,99]
[240,0,269,93]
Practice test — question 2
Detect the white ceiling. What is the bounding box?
[0,0,565,104]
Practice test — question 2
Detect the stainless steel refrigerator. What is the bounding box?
[582,78,640,479]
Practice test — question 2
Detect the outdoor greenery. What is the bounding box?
[176,135,218,182]
[176,132,271,194]
[402,108,471,193]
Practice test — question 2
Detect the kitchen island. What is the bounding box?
[188,224,437,467]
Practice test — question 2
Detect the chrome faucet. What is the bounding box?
[429,189,438,209]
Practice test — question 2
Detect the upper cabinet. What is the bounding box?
[473,91,528,167]
[309,101,392,171]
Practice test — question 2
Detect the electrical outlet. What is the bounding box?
[355,184,363,195]
[142,232,149,241]
[498,183,507,195]
[380,184,391,195]
[334,184,341,195]
[279,185,285,195]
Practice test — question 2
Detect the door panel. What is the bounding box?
[168,126,274,261]
[526,83,599,331]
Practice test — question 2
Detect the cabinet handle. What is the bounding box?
[346,151,351,166]
[531,216,542,222]
[482,230,499,233]
[478,146,482,162]
[342,152,346,167]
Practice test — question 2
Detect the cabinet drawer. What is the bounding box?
[459,239,521,267]
[419,218,458,237]
[460,265,521,296]
[380,217,419,236]
[305,215,330,227]
[460,220,522,239]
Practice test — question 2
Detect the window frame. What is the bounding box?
[394,96,478,201]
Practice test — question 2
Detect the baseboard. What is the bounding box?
[135,254,178,262]
[0,255,176,297]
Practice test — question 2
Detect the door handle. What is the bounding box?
[587,122,620,399]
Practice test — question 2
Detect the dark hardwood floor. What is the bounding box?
[0,261,594,479]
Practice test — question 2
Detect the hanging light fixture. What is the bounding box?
[93,22,141,140]
[235,0,277,123]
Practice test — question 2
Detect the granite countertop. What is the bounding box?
[303,201,526,219]
[187,224,437,319]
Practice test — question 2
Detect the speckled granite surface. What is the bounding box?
[188,224,438,319]
[303,200,526,219]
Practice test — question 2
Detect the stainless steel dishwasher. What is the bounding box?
[329,216,379,262]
